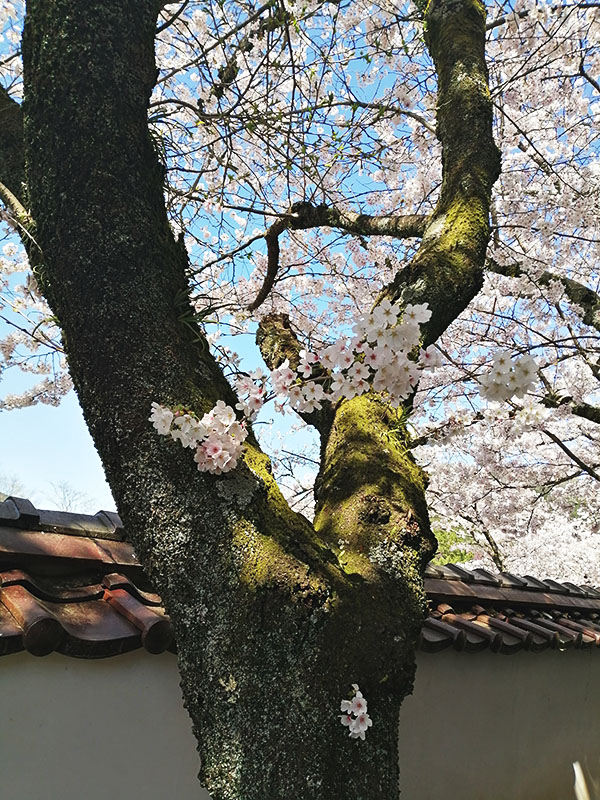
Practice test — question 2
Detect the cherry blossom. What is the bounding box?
[150,401,248,475]
[340,685,372,741]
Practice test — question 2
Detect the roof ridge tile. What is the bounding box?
[0,497,40,528]
[0,497,125,541]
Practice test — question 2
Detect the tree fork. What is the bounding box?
[21,1,429,797]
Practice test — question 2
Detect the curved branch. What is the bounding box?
[247,203,429,311]
[155,0,189,34]
[381,0,501,346]
[579,58,600,95]
[485,8,529,30]
[247,217,287,311]
[0,87,43,272]
[454,509,505,570]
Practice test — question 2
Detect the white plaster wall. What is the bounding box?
[0,651,208,800]
[3,648,600,799]
[400,650,600,800]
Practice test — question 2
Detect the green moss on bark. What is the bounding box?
[315,393,435,572]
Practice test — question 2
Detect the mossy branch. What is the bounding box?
[380,0,501,346]
[314,392,435,571]
[313,0,500,578]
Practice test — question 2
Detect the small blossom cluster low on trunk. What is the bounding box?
[340,684,373,741]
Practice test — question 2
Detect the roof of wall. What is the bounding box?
[2,496,600,658]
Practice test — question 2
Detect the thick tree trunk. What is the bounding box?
[19,2,433,798]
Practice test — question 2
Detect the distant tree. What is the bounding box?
[0,471,27,502]
[431,524,478,569]
[45,480,95,513]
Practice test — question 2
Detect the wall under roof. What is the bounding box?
[400,650,600,799]
[3,647,599,799]
[0,651,207,800]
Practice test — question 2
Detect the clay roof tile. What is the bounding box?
[2,497,600,660]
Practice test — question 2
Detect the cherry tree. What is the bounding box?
[0,0,598,797]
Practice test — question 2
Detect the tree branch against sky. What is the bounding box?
[0,0,599,796]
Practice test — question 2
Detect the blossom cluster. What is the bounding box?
[150,303,439,474]
[233,368,267,418]
[149,400,248,474]
[271,302,440,413]
[340,684,373,741]
[479,352,538,402]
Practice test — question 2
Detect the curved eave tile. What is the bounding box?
[0,569,103,602]
[441,614,503,653]
[102,572,162,606]
[420,618,467,652]
[0,602,26,655]
[0,572,174,659]
[103,588,172,654]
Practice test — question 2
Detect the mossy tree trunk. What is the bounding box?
[0,0,498,798]
[259,0,500,583]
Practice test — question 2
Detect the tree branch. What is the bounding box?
[247,202,429,311]
[0,179,31,229]
[309,0,500,577]
[542,429,600,482]
[0,85,26,205]
[580,58,600,94]
[155,0,189,34]
[542,395,600,426]
[487,258,600,333]
[485,8,528,30]
[286,202,429,239]
[255,312,334,436]
[247,218,287,312]
[380,0,501,347]
[455,509,505,570]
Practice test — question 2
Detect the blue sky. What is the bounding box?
[0,391,116,511]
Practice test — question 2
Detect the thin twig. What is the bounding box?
[156,0,189,34]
